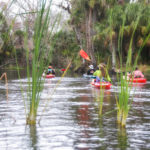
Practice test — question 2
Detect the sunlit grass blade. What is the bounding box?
[38,59,72,123]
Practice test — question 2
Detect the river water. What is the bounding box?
[0,70,150,150]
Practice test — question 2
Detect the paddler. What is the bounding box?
[87,64,95,75]
[132,67,144,78]
[93,63,111,82]
[47,64,55,75]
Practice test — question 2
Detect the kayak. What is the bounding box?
[45,74,55,78]
[83,74,96,79]
[91,81,112,89]
[129,78,147,83]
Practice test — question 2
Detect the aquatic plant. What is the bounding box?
[99,88,104,116]
[12,0,62,125]
[116,77,131,126]
[24,0,60,125]
[116,8,138,127]
[116,4,150,127]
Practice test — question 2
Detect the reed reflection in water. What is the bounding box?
[0,72,150,149]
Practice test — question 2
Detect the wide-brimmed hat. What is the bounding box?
[98,63,104,68]
[100,63,106,67]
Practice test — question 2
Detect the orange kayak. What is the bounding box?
[45,74,55,78]
[129,78,147,83]
[91,81,112,89]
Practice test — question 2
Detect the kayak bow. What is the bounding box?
[91,81,112,89]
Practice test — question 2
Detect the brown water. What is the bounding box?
[0,70,150,150]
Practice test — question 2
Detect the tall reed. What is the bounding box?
[25,0,58,125]
[13,0,62,125]
[11,0,67,124]
[98,88,104,116]
[116,5,146,127]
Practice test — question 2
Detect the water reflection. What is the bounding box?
[92,88,114,116]
[0,70,150,149]
[75,96,91,150]
[28,125,38,150]
[117,126,128,150]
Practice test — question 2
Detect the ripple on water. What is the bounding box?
[0,76,150,150]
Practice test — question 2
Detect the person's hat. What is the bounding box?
[98,63,104,68]
[100,63,106,67]
[89,65,94,69]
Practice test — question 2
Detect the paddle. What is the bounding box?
[79,49,91,61]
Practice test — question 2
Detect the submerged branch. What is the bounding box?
[0,73,8,102]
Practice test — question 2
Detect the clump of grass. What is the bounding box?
[25,0,56,125]
[13,0,61,125]
[116,77,131,126]
[116,5,145,127]
[116,1,150,126]
[12,0,69,124]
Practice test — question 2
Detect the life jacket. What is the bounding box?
[133,70,144,78]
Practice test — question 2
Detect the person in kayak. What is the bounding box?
[99,63,111,82]
[87,65,95,75]
[93,63,111,82]
[93,66,103,82]
[132,67,144,78]
[47,64,55,75]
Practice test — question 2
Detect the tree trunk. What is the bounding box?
[110,38,117,68]
[86,8,96,64]
[73,26,83,49]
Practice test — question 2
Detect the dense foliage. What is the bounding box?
[66,0,150,66]
[0,0,150,68]
[51,30,80,68]
[0,13,14,65]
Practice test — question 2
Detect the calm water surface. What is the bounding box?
[0,70,150,150]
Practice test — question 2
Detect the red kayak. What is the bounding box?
[91,81,112,89]
[129,78,147,83]
[45,74,55,78]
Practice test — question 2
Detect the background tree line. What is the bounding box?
[0,0,150,70]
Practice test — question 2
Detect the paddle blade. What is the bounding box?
[79,49,91,61]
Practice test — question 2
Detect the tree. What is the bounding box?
[51,30,80,68]
[61,0,99,64]
[0,12,14,65]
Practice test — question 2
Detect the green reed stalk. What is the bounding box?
[116,5,144,127]
[93,87,104,117]
[38,60,72,123]
[1,0,62,124]
[25,0,55,124]
[14,1,62,125]
[99,88,104,116]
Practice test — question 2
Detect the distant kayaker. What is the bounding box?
[132,67,144,78]
[93,66,102,82]
[93,63,111,82]
[47,64,55,75]
[87,65,95,75]
[99,63,111,82]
